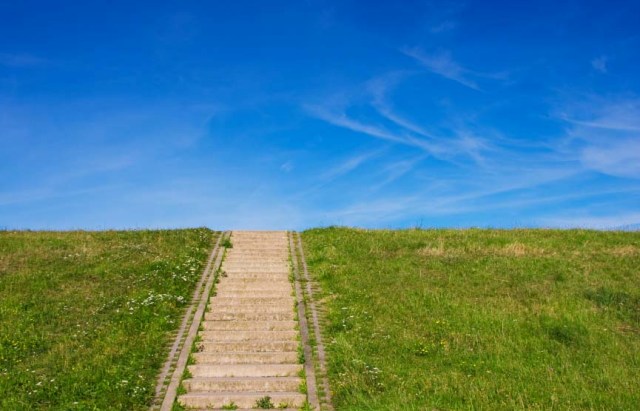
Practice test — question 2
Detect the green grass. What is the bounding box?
[0,228,215,410]
[302,227,640,410]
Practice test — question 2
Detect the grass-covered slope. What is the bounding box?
[0,229,216,410]
[302,228,640,410]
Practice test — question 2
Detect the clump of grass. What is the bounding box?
[221,401,238,410]
[0,228,215,409]
[585,286,640,324]
[255,395,274,409]
[303,227,640,410]
[297,341,305,364]
[222,238,233,248]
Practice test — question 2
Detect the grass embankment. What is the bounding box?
[0,229,216,410]
[302,228,640,410]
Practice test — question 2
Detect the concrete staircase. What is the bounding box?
[178,231,305,410]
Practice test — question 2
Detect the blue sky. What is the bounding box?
[1,0,639,230]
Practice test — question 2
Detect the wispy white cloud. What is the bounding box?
[367,73,494,163]
[369,155,426,191]
[304,104,448,157]
[286,147,385,201]
[312,167,635,229]
[321,149,382,181]
[305,104,405,144]
[591,56,608,73]
[306,72,544,178]
[581,140,640,177]
[0,99,218,212]
[540,212,640,230]
[560,98,640,132]
[301,73,636,229]
[557,96,640,178]
[401,47,480,90]
[430,20,457,34]
[401,46,511,89]
[306,102,495,165]
[367,74,439,139]
[280,161,294,172]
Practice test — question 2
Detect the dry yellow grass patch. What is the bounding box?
[419,241,549,257]
[610,245,639,256]
[498,242,546,257]
[418,239,446,256]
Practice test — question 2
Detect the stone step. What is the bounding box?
[225,254,288,258]
[227,245,286,248]
[226,242,286,246]
[232,234,288,238]
[223,261,288,266]
[201,320,297,331]
[223,267,290,273]
[192,351,298,364]
[214,291,291,298]
[224,255,288,260]
[222,273,289,280]
[232,229,287,232]
[231,238,288,240]
[227,240,287,243]
[209,305,292,314]
[224,268,289,273]
[218,280,291,286]
[198,330,298,341]
[209,297,293,305]
[195,409,298,411]
[223,259,288,262]
[198,340,298,352]
[232,234,287,237]
[224,260,289,271]
[178,391,305,409]
[226,245,288,249]
[214,289,291,296]
[223,272,289,277]
[222,267,289,278]
[220,278,291,287]
[223,262,288,266]
[231,239,288,241]
[183,376,302,392]
[223,262,289,267]
[225,248,288,253]
[194,409,298,411]
[212,293,292,300]
[188,363,303,378]
[217,278,291,286]
[231,237,287,240]
[207,303,294,312]
[205,311,295,321]
[215,286,292,292]
[215,286,291,293]
[207,308,294,317]
[224,254,288,259]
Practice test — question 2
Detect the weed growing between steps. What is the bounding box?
[0,229,215,410]
[302,228,640,410]
[255,395,274,408]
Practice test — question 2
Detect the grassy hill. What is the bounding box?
[302,228,640,410]
[0,229,216,410]
[1,227,638,410]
